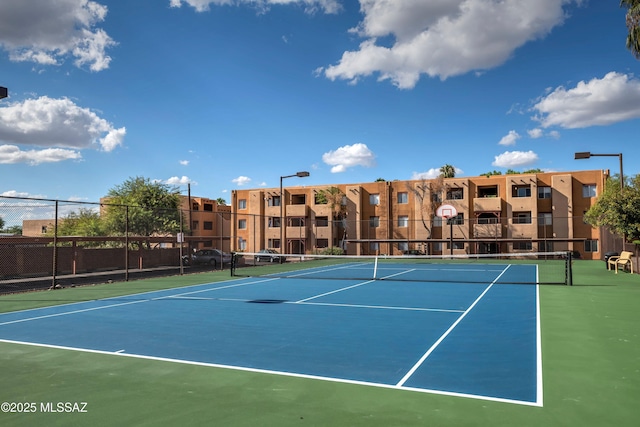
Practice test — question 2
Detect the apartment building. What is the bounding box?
[230,170,612,260]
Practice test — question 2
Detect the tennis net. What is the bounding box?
[231,251,574,285]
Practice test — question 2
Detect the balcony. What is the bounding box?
[473,196,502,212]
[473,223,503,238]
[286,226,307,239]
[286,204,309,217]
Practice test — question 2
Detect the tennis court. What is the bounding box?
[0,255,547,406]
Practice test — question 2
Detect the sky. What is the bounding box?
[0,0,639,205]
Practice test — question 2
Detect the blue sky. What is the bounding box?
[0,0,639,204]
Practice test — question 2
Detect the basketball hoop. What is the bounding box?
[436,204,458,219]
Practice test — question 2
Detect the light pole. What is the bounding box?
[574,152,624,193]
[280,171,310,254]
[575,151,625,251]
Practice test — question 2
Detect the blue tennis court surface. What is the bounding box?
[0,262,542,406]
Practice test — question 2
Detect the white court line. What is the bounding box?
[295,279,376,303]
[0,299,149,326]
[395,264,512,387]
[0,337,541,407]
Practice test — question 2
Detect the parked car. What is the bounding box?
[403,249,425,256]
[254,249,284,263]
[191,249,233,267]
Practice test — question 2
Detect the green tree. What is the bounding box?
[480,170,503,177]
[584,174,640,242]
[103,177,182,247]
[216,197,227,206]
[622,0,640,59]
[0,216,4,230]
[440,164,456,178]
[58,208,106,236]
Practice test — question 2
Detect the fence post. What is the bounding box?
[52,201,58,288]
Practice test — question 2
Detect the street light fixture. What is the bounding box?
[280,171,310,254]
[574,151,624,193]
[575,151,625,251]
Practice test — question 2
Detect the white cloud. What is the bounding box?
[165,176,195,186]
[0,97,126,160]
[320,0,577,89]
[0,145,81,165]
[169,0,342,14]
[527,128,544,139]
[492,150,539,168]
[498,130,520,146]
[232,176,252,186]
[322,143,376,173]
[0,0,116,71]
[532,72,640,128]
[411,166,464,180]
[179,160,189,166]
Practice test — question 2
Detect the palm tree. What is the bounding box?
[439,164,456,178]
[622,0,640,59]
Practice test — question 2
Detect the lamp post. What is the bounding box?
[575,151,625,251]
[280,171,310,254]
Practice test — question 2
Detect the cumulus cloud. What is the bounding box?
[169,0,341,14]
[0,145,81,165]
[532,72,640,129]
[492,150,539,168]
[232,176,252,186]
[179,160,189,166]
[165,176,195,186]
[0,0,116,71]
[498,130,520,146]
[322,143,376,173]
[411,166,464,180]
[319,0,577,89]
[0,96,125,165]
[527,128,544,139]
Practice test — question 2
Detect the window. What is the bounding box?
[192,203,199,211]
[41,226,47,234]
[433,242,443,252]
[513,185,531,198]
[315,216,329,227]
[289,217,305,227]
[204,203,213,211]
[538,213,552,226]
[397,192,408,204]
[538,186,551,199]
[238,199,247,209]
[369,194,380,205]
[268,196,280,207]
[478,186,498,198]
[238,219,247,229]
[369,216,379,227]
[450,213,464,225]
[446,188,464,200]
[192,221,199,230]
[477,213,498,224]
[585,239,598,252]
[238,238,247,251]
[316,239,329,248]
[268,217,280,228]
[314,193,327,204]
[398,242,408,252]
[540,241,554,252]
[447,242,465,250]
[513,241,533,251]
[582,184,597,198]
[291,194,306,205]
[513,212,532,224]
[268,239,280,249]
[433,216,443,227]
[398,215,409,227]
[203,221,213,230]
[370,242,379,252]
